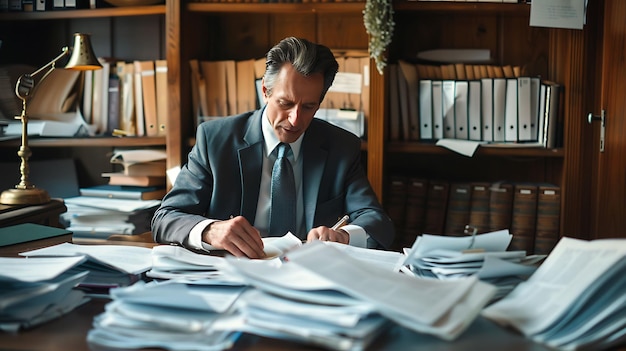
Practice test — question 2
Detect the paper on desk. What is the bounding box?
[0,256,86,282]
[285,242,496,340]
[321,241,404,271]
[110,280,245,313]
[396,229,513,271]
[20,242,152,275]
[482,237,626,337]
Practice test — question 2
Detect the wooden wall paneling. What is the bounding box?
[316,13,368,50]
[270,14,317,45]
[550,27,593,240]
[166,0,184,181]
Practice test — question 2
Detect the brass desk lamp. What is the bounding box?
[0,33,101,205]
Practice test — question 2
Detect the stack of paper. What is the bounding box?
[0,256,89,332]
[482,237,626,351]
[397,230,543,299]
[225,253,389,350]
[87,280,244,351]
[226,242,496,342]
[20,243,153,296]
[147,233,302,282]
[61,196,160,241]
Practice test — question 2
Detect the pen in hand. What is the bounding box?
[331,215,350,231]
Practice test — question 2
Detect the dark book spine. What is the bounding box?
[402,177,429,248]
[385,175,408,249]
[423,180,450,235]
[510,183,538,254]
[534,185,561,255]
[468,182,491,234]
[444,182,472,236]
[489,182,514,233]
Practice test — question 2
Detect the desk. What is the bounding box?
[0,198,66,228]
[0,234,563,351]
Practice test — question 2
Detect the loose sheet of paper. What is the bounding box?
[530,0,586,30]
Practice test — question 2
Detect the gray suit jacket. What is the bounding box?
[151,109,394,249]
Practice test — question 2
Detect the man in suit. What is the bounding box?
[152,37,394,258]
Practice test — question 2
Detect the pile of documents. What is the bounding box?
[20,243,153,297]
[482,237,626,351]
[87,280,244,351]
[0,256,89,332]
[227,242,496,343]
[61,196,161,241]
[396,229,543,300]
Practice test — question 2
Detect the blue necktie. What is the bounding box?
[269,143,296,236]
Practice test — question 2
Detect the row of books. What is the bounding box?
[389,60,563,147]
[0,0,157,11]
[82,58,168,137]
[386,176,561,255]
[190,52,371,138]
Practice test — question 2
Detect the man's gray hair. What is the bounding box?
[264,37,339,103]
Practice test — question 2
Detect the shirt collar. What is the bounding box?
[261,107,303,161]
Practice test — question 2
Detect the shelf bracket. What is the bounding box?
[587,109,606,152]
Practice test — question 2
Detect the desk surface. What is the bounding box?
[0,233,572,351]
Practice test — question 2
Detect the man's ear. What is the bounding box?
[261,78,269,103]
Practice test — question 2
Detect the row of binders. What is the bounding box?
[386,176,561,256]
[82,58,168,137]
[389,60,562,148]
[190,52,371,137]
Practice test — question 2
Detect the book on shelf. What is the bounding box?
[402,177,429,248]
[444,182,472,236]
[423,180,450,235]
[102,172,166,187]
[385,175,408,242]
[154,59,168,136]
[109,149,167,176]
[134,60,158,137]
[468,182,492,234]
[509,183,538,254]
[488,182,514,233]
[534,184,561,255]
[79,184,166,201]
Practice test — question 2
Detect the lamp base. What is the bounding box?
[0,187,51,205]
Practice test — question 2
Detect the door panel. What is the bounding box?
[591,0,626,238]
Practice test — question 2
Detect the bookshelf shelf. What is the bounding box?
[0,5,165,21]
[393,1,530,14]
[187,2,365,14]
[387,142,564,158]
[0,136,165,148]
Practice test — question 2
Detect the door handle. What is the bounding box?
[587,109,606,152]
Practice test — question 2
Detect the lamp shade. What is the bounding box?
[65,33,102,71]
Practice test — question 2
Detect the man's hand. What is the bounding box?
[202,216,265,259]
[306,226,349,245]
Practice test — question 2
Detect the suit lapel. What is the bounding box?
[239,111,264,220]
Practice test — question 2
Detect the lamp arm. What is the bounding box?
[29,46,70,78]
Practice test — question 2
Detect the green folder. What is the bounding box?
[0,223,71,247]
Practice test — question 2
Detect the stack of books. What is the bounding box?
[61,148,167,242]
[101,148,167,188]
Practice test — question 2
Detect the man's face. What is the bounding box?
[262,63,324,144]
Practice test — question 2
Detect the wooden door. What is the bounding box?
[590,0,626,239]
